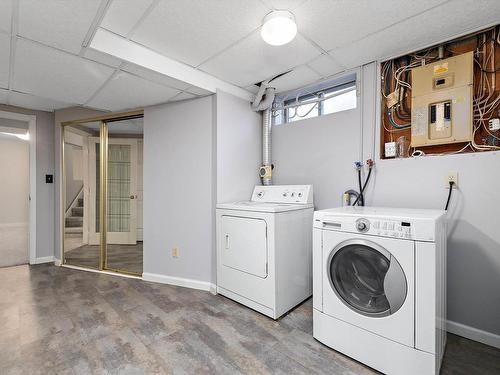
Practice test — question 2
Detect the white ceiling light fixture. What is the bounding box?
[261,10,297,46]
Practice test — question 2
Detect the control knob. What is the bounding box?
[355,218,370,233]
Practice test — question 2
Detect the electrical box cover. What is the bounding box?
[411,51,474,147]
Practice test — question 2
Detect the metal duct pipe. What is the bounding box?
[260,108,272,185]
[252,82,275,185]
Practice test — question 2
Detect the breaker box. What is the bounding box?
[411,51,474,147]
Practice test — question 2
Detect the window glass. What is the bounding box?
[273,82,356,125]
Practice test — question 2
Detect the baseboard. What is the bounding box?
[54,258,62,266]
[143,272,215,292]
[32,256,55,264]
[447,320,500,349]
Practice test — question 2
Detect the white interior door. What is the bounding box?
[88,137,138,245]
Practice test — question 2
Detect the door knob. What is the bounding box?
[130,195,137,199]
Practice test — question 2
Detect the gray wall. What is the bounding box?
[272,63,500,339]
[216,89,262,203]
[143,96,215,283]
[0,104,55,260]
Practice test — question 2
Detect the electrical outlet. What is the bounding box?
[385,142,396,158]
[172,247,179,258]
[446,171,458,188]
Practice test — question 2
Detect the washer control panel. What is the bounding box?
[319,216,415,240]
[251,185,313,204]
[371,219,413,239]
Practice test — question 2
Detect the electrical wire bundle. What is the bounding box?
[471,27,500,150]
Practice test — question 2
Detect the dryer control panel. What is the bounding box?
[251,185,313,204]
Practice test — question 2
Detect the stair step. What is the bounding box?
[77,198,84,207]
[65,227,83,238]
[65,217,83,227]
[71,207,83,217]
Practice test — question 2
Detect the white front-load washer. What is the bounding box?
[313,206,446,375]
[216,185,313,319]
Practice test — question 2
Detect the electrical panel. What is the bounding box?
[411,52,474,147]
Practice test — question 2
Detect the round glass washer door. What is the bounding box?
[327,239,407,318]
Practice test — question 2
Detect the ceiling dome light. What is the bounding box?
[261,10,297,46]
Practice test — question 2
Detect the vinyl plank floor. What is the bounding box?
[1,264,499,375]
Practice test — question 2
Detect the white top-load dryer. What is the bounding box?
[313,206,446,375]
[216,185,313,319]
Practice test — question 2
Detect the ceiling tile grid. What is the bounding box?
[18,0,103,54]
[307,53,345,78]
[121,62,192,91]
[130,0,269,67]
[198,30,322,87]
[8,90,74,112]
[100,0,155,37]
[330,0,500,69]
[86,71,180,111]
[13,38,115,104]
[294,0,449,52]
[270,65,321,93]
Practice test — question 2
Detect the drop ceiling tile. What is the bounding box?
[18,0,102,54]
[245,84,260,94]
[199,30,321,87]
[84,48,123,68]
[0,33,10,89]
[260,0,309,11]
[0,0,12,34]
[331,0,500,69]
[170,92,197,102]
[9,91,73,112]
[121,63,191,91]
[13,39,115,104]
[307,53,345,77]
[87,71,180,111]
[272,65,321,93]
[101,0,155,37]
[295,0,447,51]
[131,0,269,67]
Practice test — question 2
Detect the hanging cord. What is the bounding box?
[445,181,455,210]
[352,160,375,206]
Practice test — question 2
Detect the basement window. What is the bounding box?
[272,79,357,125]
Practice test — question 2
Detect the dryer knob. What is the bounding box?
[357,222,367,231]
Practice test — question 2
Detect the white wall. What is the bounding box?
[143,96,216,286]
[272,63,500,344]
[216,89,262,203]
[0,104,55,261]
[0,136,29,266]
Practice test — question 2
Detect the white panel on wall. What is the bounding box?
[295,0,447,51]
[0,33,11,89]
[0,0,12,34]
[272,107,361,209]
[307,53,345,78]
[121,62,192,91]
[13,39,114,104]
[101,0,155,37]
[9,91,73,112]
[86,71,180,111]
[131,0,269,67]
[216,90,261,203]
[18,0,102,54]
[199,31,321,87]
[331,0,500,68]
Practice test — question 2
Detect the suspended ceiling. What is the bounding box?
[0,0,498,113]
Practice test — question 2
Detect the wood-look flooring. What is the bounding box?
[1,264,499,374]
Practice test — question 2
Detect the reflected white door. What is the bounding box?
[88,137,138,245]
